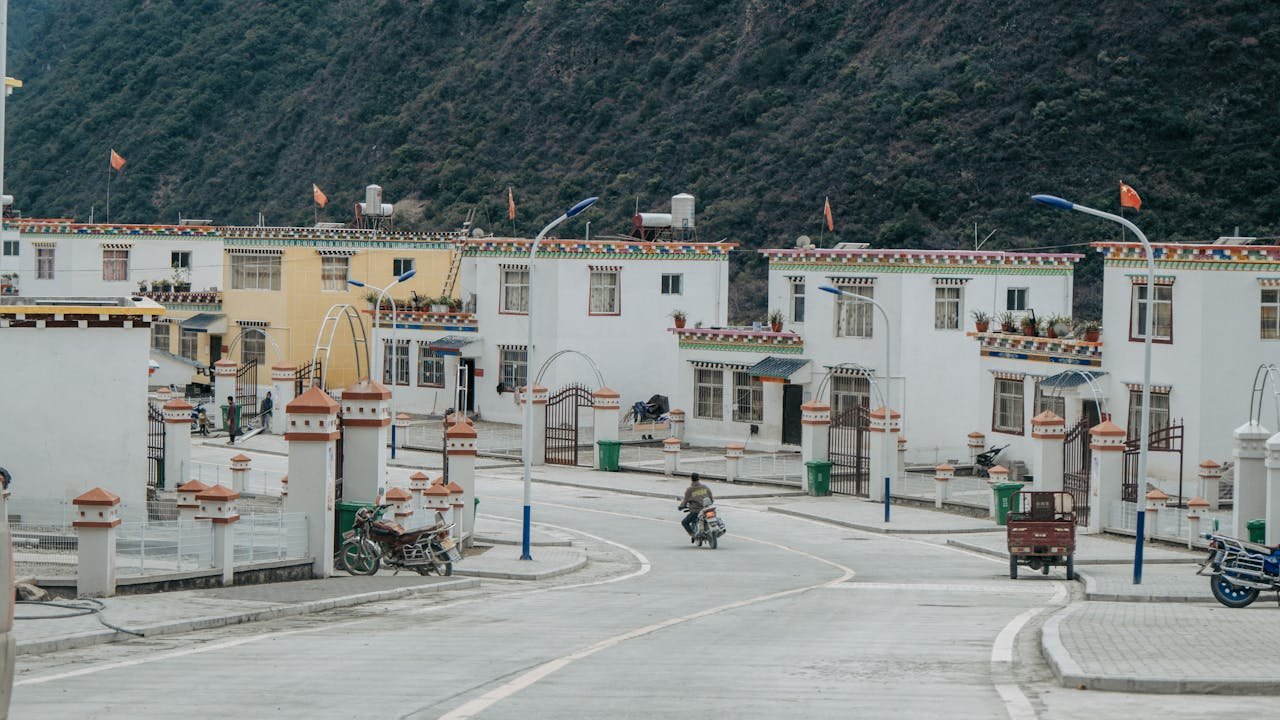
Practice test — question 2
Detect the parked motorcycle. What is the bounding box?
[1197,532,1280,608]
[680,502,727,549]
[190,405,211,436]
[339,504,460,576]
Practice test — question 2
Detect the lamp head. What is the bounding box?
[397,269,417,283]
[566,197,599,218]
[1031,194,1074,211]
[818,285,844,296]
[347,279,366,288]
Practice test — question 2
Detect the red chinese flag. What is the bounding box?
[507,186,517,221]
[823,196,835,231]
[1120,182,1142,211]
[313,183,328,208]
[110,149,126,171]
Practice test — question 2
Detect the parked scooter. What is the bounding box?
[1197,532,1280,608]
[679,501,727,549]
[339,504,459,576]
[190,405,211,436]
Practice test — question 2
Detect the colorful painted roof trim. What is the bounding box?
[14,220,222,237]
[465,238,734,259]
[762,248,1081,274]
[1097,242,1280,270]
[675,327,804,354]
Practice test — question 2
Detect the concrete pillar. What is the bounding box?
[0,478,11,693]
[176,479,208,522]
[279,475,288,500]
[763,381,784,444]
[967,431,986,467]
[668,408,686,442]
[725,443,744,483]
[1198,459,1223,511]
[340,379,392,504]
[445,421,478,544]
[934,463,954,508]
[409,471,430,526]
[387,487,413,527]
[270,364,297,435]
[1087,418,1127,535]
[285,386,341,578]
[663,437,681,476]
[72,488,121,598]
[154,386,172,405]
[424,482,451,530]
[196,485,240,586]
[868,406,901,503]
[800,401,830,464]
[213,359,238,430]
[229,453,251,493]
[1030,410,1066,492]
[987,465,1009,519]
[1233,421,1270,540]
[520,385,548,466]
[394,413,412,449]
[593,386,621,469]
[161,398,192,491]
[1266,432,1280,546]
[1144,489,1168,540]
[897,435,907,479]
[1186,497,1209,548]
[446,481,465,538]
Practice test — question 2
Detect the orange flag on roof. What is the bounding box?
[1120,182,1142,211]
[313,183,328,208]
[507,186,517,221]
[823,195,835,231]
[110,149,126,171]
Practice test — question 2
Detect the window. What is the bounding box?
[732,371,763,423]
[418,346,445,387]
[1130,284,1173,342]
[500,347,528,389]
[831,375,871,417]
[661,274,683,295]
[791,280,805,323]
[241,332,266,367]
[589,270,620,315]
[152,322,171,352]
[179,329,199,360]
[1007,288,1028,311]
[102,248,129,282]
[1262,289,1280,339]
[393,258,415,276]
[2,239,17,256]
[694,368,723,420]
[382,340,410,386]
[321,256,349,291]
[501,268,529,314]
[1034,383,1066,419]
[1127,388,1171,441]
[36,247,54,279]
[992,378,1025,434]
[171,251,191,270]
[934,286,961,330]
[835,286,874,338]
[230,254,281,290]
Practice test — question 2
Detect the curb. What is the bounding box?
[533,477,806,502]
[453,553,587,581]
[1074,568,1211,603]
[473,535,574,548]
[16,577,479,656]
[947,539,1205,567]
[767,506,1000,535]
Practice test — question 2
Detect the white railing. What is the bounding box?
[893,474,937,499]
[944,475,992,507]
[116,518,215,577]
[737,455,804,486]
[233,512,309,565]
[1109,500,1230,539]
[183,459,285,496]
[402,423,526,457]
[903,445,972,469]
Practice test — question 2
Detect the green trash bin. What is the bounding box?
[805,460,832,496]
[994,482,1024,525]
[597,440,621,472]
[336,500,381,541]
[220,403,242,430]
[1248,518,1266,544]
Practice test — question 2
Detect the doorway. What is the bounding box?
[458,358,476,413]
[782,384,803,446]
[208,334,223,366]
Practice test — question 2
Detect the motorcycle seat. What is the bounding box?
[1237,538,1280,554]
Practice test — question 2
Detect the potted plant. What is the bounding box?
[768,309,785,333]
[447,296,463,312]
[1077,320,1101,342]
[431,296,450,313]
[153,278,172,292]
[671,309,687,329]
[971,310,991,333]
[997,311,1017,333]
[1020,311,1038,337]
[171,267,191,293]
[1052,315,1072,338]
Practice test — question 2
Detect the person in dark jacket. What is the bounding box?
[259,391,274,433]
[226,395,239,445]
[680,473,714,540]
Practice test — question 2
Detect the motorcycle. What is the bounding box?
[680,501,726,549]
[190,405,211,435]
[1197,532,1280,608]
[339,504,460,576]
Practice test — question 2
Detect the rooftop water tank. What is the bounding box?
[671,193,695,229]
[636,212,672,228]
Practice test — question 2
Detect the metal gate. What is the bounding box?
[1063,417,1092,526]
[295,359,322,396]
[545,383,594,466]
[236,360,258,427]
[829,404,870,496]
[147,401,166,489]
[1123,419,1184,504]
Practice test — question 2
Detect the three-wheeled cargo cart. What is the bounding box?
[1007,491,1076,580]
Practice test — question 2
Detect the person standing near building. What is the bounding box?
[259,391,274,434]
[227,395,239,445]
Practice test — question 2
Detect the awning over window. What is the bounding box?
[748,356,810,381]
[1038,370,1106,389]
[180,313,227,334]
[427,334,480,356]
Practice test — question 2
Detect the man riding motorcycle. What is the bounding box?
[679,472,714,542]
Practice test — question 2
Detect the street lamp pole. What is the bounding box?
[819,285,894,522]
[1033,193,1154,585]
[521,196,598,561]
[349,268,417,460]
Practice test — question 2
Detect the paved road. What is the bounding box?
[12,471,1276,718]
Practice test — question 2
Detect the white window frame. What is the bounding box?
[661,273,683,295]
[1130,284,1173,342]
[418,345,445,387]
[993,378,1025,435]
[1006,288,1028,311]
[393,257,415,276]
[501,268,529,314]
[934,286,961,330]
[500,347,528,389]
[171,251,191,269]
[321,256,349,292]
[589,269,620,315]
[2,239,17,256]
[1264,288,1280,340]
[382,340,410,386]
[694,368,724,420]
[230,254,281,291]
[36,247,55,279]
[102,248,129,282]
[241,333,266,367]
[835,286,874,338]
[732,371,763,423]
[791,280,805,323]
[179,329,199,360]
[151,322,171,352]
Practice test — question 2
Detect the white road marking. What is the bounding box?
[830,581,1060,595]
[989,582,1069,719]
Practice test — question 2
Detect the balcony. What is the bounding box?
[971,330,1102,367]
[367,309,478,332]
[137,290,222,310]
[672,326,804,354]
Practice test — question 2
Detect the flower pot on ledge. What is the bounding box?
[975,321,989,333]
[673,317,687,329]
[770,322,783,333]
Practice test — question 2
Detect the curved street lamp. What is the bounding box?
[349,268,417,459]
[521,196,598,560]
[819,285,894,522]
[1032,193,1154,584]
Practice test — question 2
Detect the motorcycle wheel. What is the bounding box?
[1210,573,1259,608]
[1009,556,1018,580]
[1065,555,1075,581]
[708,533,717,550]
[340,539,379,576]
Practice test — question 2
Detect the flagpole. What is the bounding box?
[106,167,111,224]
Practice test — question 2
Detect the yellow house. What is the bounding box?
[220,226,458,389]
